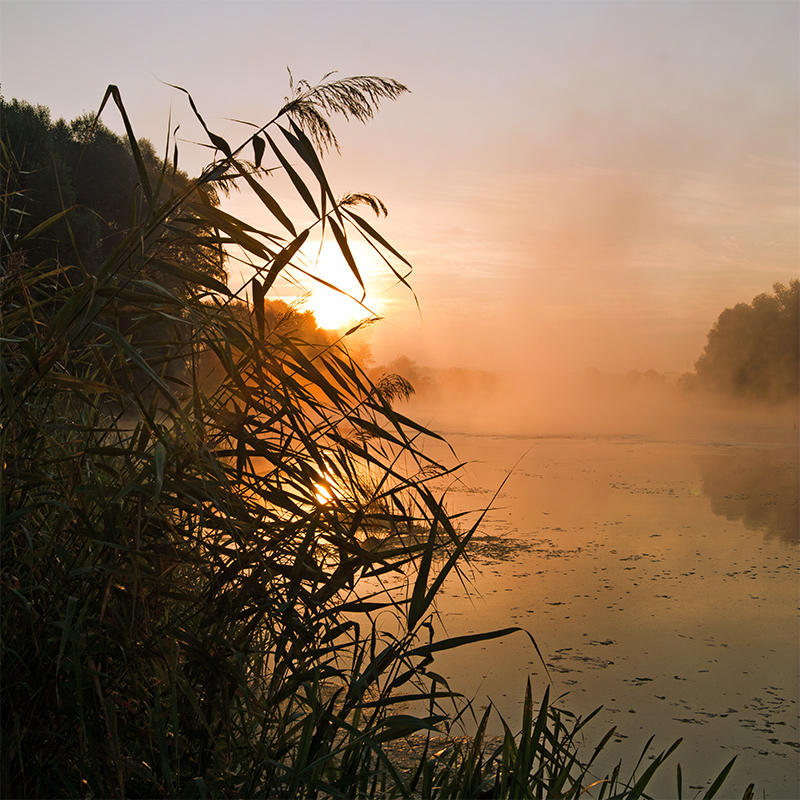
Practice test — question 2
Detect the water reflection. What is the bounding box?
[696,446,799,544]
[414,432,799,798]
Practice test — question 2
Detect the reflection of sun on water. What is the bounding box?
[303,240,385,331]
[314,477,335,505]
[313,468,346,506]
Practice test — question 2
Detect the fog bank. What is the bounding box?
[388,364,798,443]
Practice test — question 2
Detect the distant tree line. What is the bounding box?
[681,280,799,403]
[373,354,502,401]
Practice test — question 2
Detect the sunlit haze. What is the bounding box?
[5,4,798,795]
[2,0,797,373]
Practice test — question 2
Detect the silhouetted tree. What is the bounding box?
[688,280,799,403]
[2,97,231,401]
[1,97,225,286]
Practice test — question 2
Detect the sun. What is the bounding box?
[307,285,370,331]
[303,240,384,331]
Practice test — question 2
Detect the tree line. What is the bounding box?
[684,280,799,404]
[2,97,226,287]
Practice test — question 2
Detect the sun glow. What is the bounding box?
[314,480,335,505]
[307,286,373,331]
[303,240,385,331]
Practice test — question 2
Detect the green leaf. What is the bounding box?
[373,714,445,743]
[407,523,437,630]
[232,160,296,236]
[150,259,231,295]
[627,738,682,799]
[20,206,79,241]
[92,84,154,204]
[408,627,523,659]
[208,131,232,158]
[55,596,78,677]
[702,757,737,799]
[342,208,412,269]
[266,132,320,217]
[187,201,275,261]
[42,374,118,394]
[328,217,364,296]
[164,80,232,157]
[280,121,338,214]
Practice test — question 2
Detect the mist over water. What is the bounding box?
[395,364,799,443]
[384,367,799,796]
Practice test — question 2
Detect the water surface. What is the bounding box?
[416,427,798,798]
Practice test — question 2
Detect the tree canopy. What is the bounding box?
[688,280,799,403]
[1,97,225,286]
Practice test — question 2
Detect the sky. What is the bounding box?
[2,0,798,374]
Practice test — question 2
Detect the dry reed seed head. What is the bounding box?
[340,193,389,217]
[282,75,410,153]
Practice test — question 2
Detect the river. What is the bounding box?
[406,413,799,798]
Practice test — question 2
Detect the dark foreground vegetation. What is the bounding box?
[2,79,751,798]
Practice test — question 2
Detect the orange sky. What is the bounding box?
[3,0,797,374]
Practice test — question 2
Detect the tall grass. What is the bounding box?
[1,77,748,798]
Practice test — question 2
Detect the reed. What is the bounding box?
[1,76,748,798]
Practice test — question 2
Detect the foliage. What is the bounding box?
[685,280,799,403]
[0,96,225,286]
[1,78,747,798]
